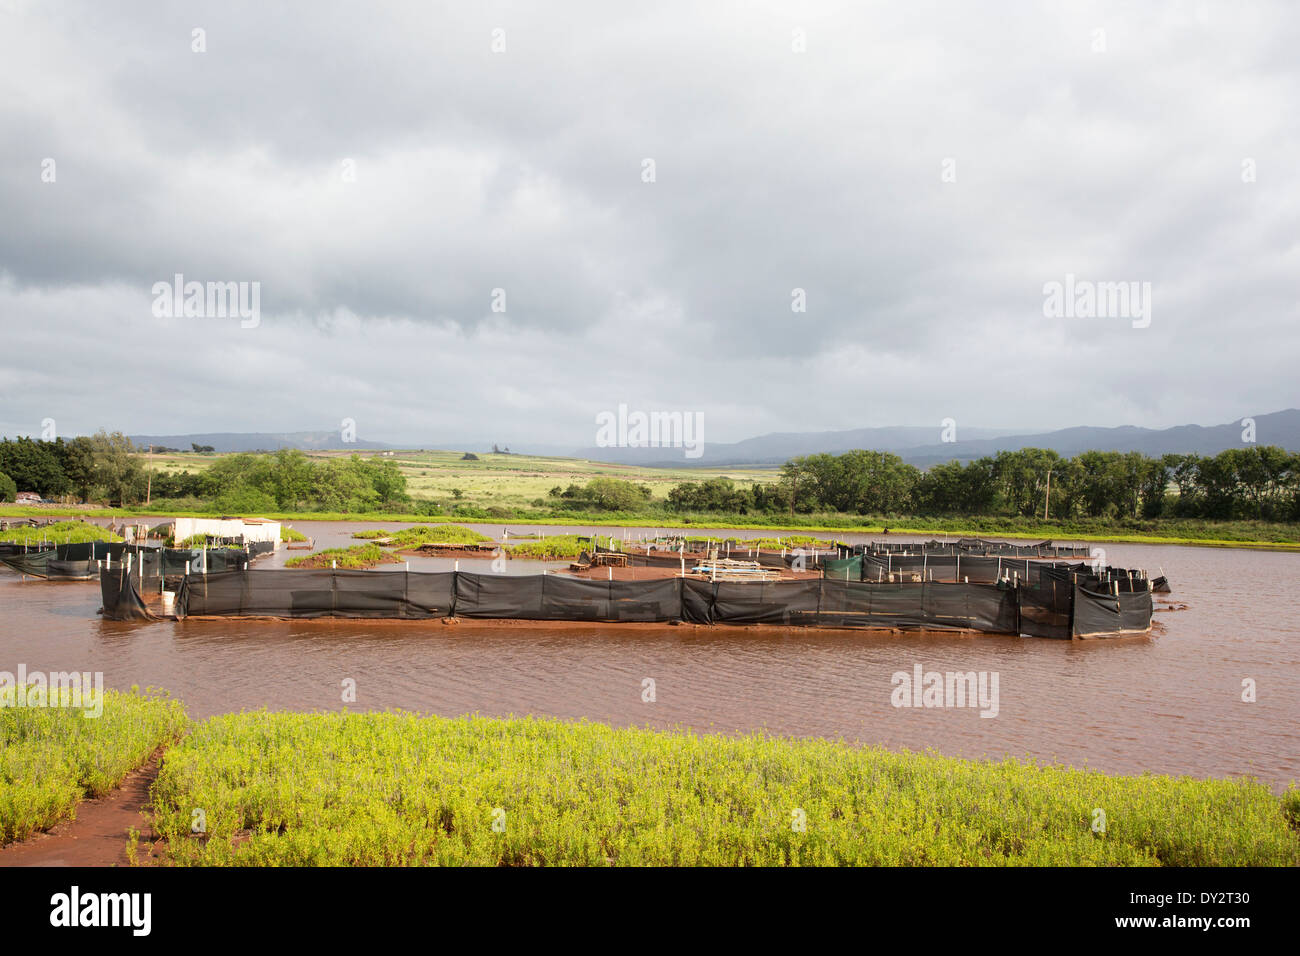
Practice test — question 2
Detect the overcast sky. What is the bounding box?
[1,0,1296,449]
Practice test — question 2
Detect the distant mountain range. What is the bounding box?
[129,409,1300,468]
[573,409,1300,467]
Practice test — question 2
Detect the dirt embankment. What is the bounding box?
[399,545,502,561]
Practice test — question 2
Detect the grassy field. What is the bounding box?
[144,449,775,512]
[0,688,188,846]
[148,711,1300,866]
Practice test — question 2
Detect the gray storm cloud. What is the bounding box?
[1,0,1297,445]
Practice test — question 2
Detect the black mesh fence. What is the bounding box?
[1,541,130,578]
[858,539,1092,559]
[181,569,454,619]
[1073,586,1153,638]
[95,565,1155,638]
[622,546,835,570]
[2,543,252,580]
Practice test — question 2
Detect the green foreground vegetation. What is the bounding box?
[3,695,1296,865]
[150,711,1299,866]
[0,688,188,846]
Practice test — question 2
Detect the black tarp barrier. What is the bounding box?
[1,541,134,578]
[1016,579,1073,639]
[2,543,253,580]
[1072,585,1154,638]
[709,579,823,626]
[623,548,832,570]
[681,578,715,624]
[453,572,683,622]
[0,549,54,576]
[150,567,1152,637]
[99,566,158,621]
[816,580,1019,632]
[162,548,251,575]
[860,540,1091,559]
[857,554,1054,585]
[179,569,455,619]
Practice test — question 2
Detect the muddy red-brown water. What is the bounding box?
[2,521,1297,790]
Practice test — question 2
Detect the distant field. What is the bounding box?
[142,449,777,511]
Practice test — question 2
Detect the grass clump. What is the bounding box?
[507,535,604,559]
[0,521,121,546]
[360,524,493,548]
[149,712,1300,866]
[284,544,400,570]
[280,526,308,542]
[0,687,188,846]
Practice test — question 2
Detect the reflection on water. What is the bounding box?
[2,522,1297,790]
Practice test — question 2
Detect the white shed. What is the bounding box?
[173,516,281,548]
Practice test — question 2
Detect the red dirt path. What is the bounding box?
[0,753,164,867]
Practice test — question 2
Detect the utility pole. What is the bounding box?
[145,444,154,505]
[1043,468,1052,520]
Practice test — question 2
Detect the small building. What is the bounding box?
[15,492,42,505]
[172,516,281,549]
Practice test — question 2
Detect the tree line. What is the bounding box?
[0,439,408,513]
[0,433,144,506]
[3,435,1296,523]
[665,446,1300,521]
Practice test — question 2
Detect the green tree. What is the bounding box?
[310,457,378,512]
[777,456,819,516]
[583,477,645,511]
[54,436,97,500]
[267,449,314,509]
[0,437,69,498]
[86,431,146,506]
[361,457,408,505]
[667,477,751,513]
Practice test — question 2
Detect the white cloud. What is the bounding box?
[1,1,1297,446]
